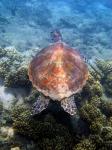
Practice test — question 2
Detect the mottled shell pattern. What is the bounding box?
[28,42,89,101]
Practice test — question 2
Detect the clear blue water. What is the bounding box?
[0,0,112,59]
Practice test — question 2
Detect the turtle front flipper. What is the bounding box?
[61,96,77,116]
[32,94,50,114]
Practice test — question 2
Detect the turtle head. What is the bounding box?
[51,29,62,42]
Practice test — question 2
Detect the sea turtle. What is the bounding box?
[28,30,89,115]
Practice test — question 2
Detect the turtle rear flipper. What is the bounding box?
[32,94,49,114]
[61,96,77,116]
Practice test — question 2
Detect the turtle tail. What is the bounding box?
[61,95,77,116]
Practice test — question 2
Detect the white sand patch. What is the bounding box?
[0,86,15,109]
[0,85,27,109]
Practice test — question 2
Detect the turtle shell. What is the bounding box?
[28,42,89,100]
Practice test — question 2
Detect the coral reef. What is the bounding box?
[95,60,112,97]
[0,68,110,149]
[0,46,112,150]
[0,47,33,92]
[0,101,3,115]
[10,100,112,149]
[73,138,96,150]
[0,47,23,79]
[101,127,112,141]
[11,105,73,150]
[24,88,40,104]
[0,126,14,140]
[74,74,103,108]
[4,66,32,89]
[100,101,112,118]
[79,102,105,134]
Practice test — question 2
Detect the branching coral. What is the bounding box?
[0,57,12,79]
[0,101,3,114]
[75,74,103,108]
[11,105,74,149]
[11,104,31,123]
[24,88,40,104]
[102,73,112,96]
[79,103,105,134]
[0,47,33,91]
[73,138,96,150]
[4,66,32,89]
[82,75,103,99]
[107,117,112,127]
[0,47,23,80]
[100,101,112,118]
[101,127,112,142]
[95,60,112,97]
[96,60,112,75]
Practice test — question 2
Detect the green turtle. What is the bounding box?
[28,30,89,115]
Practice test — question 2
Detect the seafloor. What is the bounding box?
[0,0,112,150]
